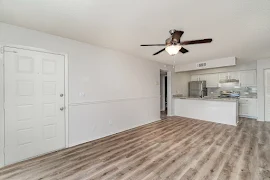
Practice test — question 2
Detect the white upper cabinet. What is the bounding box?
[191,74,219,87]
[191,70,257,87]
[206,74,219,87]
[219,72,240,80]
[228,72,240,80]
[219,73,229,81]
[240,70,256,87]
[191,75,198,81]
[199,74,207,81]
[191,75,206,81]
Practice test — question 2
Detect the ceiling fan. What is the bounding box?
[140,29,212,56]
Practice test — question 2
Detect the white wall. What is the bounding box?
[257,58,270,121]
[0,23,172,151]
[172,72,190,96]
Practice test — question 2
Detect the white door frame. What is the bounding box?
[265,69,270,122]
[160,69,172,116]
[0,45,69,167]
[0,45,4,168]
[160,71,166,111]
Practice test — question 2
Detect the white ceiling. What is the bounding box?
[1,0,270,65]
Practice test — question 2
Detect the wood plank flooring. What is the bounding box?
[0,116,270,180]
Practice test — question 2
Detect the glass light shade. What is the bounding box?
[165,45,181,56]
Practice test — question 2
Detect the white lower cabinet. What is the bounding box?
[239,98,257,118]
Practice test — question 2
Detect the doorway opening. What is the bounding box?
[160,70,168,119]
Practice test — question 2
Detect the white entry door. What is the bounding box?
[265,69,270,122]
[4,47,66,165]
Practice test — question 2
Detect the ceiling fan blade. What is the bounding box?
[179,47,189,54]
[140,44,165,46]
[153,48,165,55]
[180,39,212,45]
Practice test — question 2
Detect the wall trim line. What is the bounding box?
[69,96,159,106]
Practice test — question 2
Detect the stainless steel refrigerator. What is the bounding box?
[188,81,207,98]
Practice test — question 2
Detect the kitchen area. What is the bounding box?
[172,58,258,126]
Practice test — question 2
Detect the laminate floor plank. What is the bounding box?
[0,117,269,180]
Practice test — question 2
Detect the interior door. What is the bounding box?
[265,69,270,121]
[4,47,66,165]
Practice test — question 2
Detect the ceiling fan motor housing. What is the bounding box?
[168,30,183,45]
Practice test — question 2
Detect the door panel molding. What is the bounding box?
[1,45,68,166]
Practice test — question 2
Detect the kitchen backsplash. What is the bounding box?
[207,86,257,98]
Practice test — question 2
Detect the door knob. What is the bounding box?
[60,107,65,111]
[60,93,64,97]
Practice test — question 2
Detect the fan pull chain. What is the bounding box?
[173,56,176,69]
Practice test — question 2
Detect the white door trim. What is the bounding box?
[167,71,172,116]
[0,45,4,168]
[265,69,270,122]
[1,45,69,167]
[160,69,172,116]
[160,72,166,111]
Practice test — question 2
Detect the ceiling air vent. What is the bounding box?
[196,62,207,68]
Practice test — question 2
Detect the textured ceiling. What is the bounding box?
[1,0,270,65]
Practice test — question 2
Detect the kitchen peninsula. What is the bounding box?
[173,97,238,126]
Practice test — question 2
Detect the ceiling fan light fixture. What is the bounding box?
[165,44,181,56]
